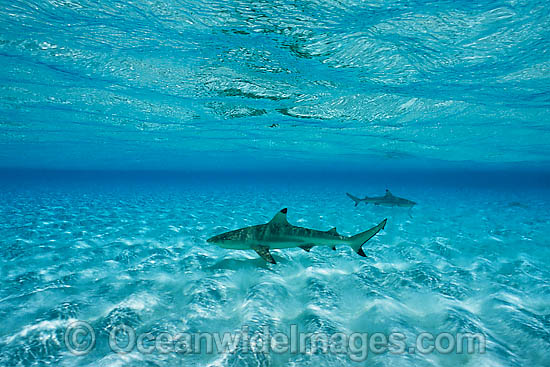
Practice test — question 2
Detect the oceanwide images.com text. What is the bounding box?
[65,321,486,361]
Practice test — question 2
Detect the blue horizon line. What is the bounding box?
[1,166,550,185]
[2,163,550,175]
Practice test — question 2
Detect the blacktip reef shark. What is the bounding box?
[207,208,387,264]
[347,190,416,207]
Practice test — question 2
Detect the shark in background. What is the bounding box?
[207,208,387,264]
[347,190,416,207]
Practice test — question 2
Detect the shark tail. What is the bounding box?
[346,193,363,207]
[349,218,387,257]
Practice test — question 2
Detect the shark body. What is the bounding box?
[347,190,416,207]
[207,208,387,264]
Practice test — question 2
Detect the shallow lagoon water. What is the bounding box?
[1,0,550,365]
[1,0,550,169]
[1,174,549,366]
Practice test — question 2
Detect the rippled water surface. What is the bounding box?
[1,0,550,366]
[0,176,549,366]
[1,0,549,168]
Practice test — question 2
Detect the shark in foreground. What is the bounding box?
[347,190,416,207]
[207,208,387,264]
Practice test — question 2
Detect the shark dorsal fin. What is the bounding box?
[385,189,393,197]
[269,208,289,225]
[327,227,338,235]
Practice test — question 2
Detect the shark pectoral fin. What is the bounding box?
[357,247,367,257]
[251,245,276,264]
[299,245,314,252]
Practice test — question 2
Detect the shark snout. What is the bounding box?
[207,233,226,244]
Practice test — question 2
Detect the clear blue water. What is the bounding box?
[1,0,549,169]
[1,0,550,366]
[1,172,549,366]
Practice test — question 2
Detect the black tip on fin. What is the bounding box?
[281,208,288,214]
[357,247,367,257]
[331,246,336,251]
[252,245,277,264]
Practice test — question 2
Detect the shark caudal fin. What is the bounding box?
[349,219,387,257]
[346,193,363,207]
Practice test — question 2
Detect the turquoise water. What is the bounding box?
[1,0,550,366]
[1,173,549,366]
[1,0,549,169]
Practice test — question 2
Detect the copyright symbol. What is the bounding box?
[64,321,96,355]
